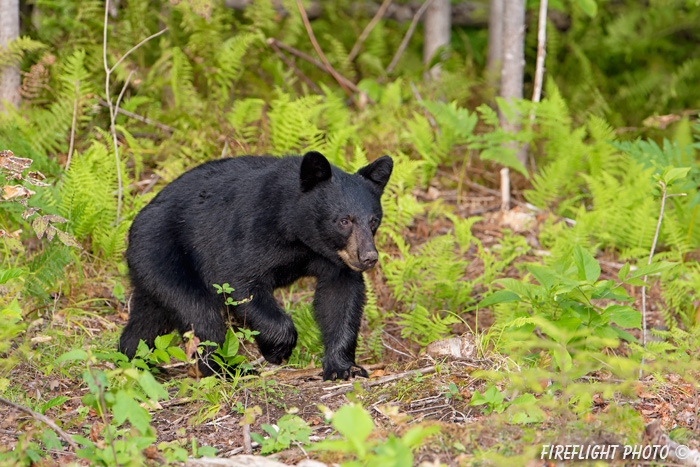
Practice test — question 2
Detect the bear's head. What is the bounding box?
[297,151,393,272]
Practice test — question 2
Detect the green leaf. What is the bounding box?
[220,328,240,358]
[168,346,188,362]
[662,167,691,186]
[400,425,440,449]
[606,305,641,328]
[0,267,26,284]
[154,334,174,350]
[332,405,374,458]
[617,263,631,281]
[113,390,151,433]
[56,349,88,363]
[478,290,521,307]
[480,147,528,177]
[572,245,601,281]
[577,0,597,16]
[552,346,573,372]
[526,264,559,289]
[1,297,22,321]
[628,262,676,279]
[40,396,68,414]
[138,370,169,402]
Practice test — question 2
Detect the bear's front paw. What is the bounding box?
[322,363,369,381]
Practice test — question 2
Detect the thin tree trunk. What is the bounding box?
[500,0,525,105]
[0,0,21,111]
[486,0,503,86]
[498,0,526,210]
[423,0,451,81]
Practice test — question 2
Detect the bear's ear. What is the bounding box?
[357,155,393,192]
[300,151,333,192]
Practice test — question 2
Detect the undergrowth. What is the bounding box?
[1,0,700,465]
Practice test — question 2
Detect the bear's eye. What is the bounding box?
[369,218,378,229]
[339,218,351,227]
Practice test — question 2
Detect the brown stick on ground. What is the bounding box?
[319,366,436,400]
[0,396,80,452]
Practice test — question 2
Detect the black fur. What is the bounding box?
[119,151,393,380]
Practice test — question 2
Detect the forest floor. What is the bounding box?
[1,179,698,466]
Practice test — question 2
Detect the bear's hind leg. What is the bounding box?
[119,287,176,359]
[174,300,228,377]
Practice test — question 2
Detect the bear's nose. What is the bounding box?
[360,250,378,268]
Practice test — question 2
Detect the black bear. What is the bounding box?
[119,151,393,380]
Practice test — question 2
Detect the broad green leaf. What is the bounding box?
[40,396,68,414]
[526,264,559,289]
[617,263,631,281]
[138,370,169,402]
[552,345,573,372]
[113,390,151,433]
[572,245,601,281]
[56,349,88,363]
[154,334,174,350]
[628,262,676,279]
[168,346,188,362]
[56,229,82,248]
[0,267,26,284]
[606,305,641,328]
[220,328,240,358]
[496,278,537,298]
[400,425,440,449]
[662,167,691,185]
[480,147,528,177]
[577,0,597,16]
[611,327,638,343]
[1,297,22,321]
[478,290,521,307]
[332,404,374,457]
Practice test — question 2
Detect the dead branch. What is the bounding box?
[266,40,324,94]
[295,0,356,105]
[265,38,372,103]
[386,0,435,74]
[0,396,80,452]
[319,365,436,400]
[97,99,175,133]
[348,0,393,62]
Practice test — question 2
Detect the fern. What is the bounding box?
[0,37,46,67]
[24,245,73,300]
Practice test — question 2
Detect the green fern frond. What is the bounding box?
[0,37,46,67]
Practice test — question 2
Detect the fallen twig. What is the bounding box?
[320,366,436,400]
[0,396,80,452]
